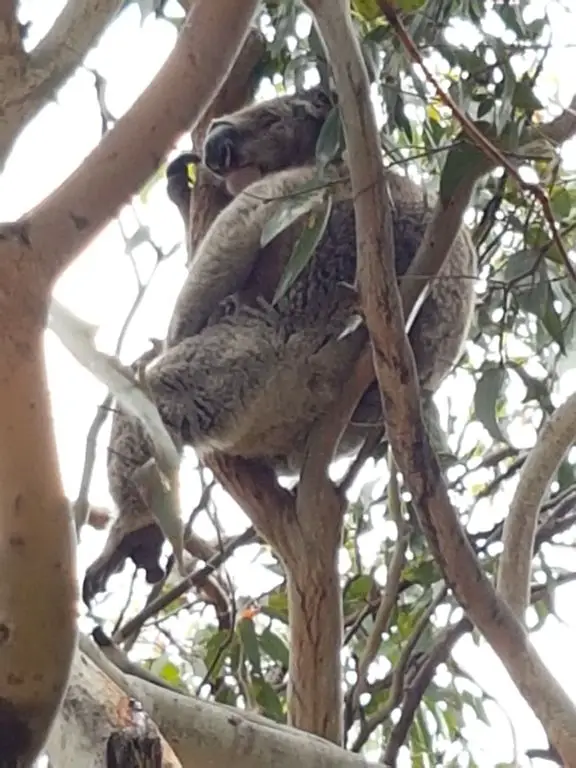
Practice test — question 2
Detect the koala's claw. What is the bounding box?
[82,522,166,605]
[166,151,201,212]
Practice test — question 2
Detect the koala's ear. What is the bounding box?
[292,87,334,120]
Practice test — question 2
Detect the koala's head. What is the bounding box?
[202,86,334,190]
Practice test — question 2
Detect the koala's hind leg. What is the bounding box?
[146,307,362,464]
[145,311,284,455]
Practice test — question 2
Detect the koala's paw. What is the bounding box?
[82,521,166,606]
[166,152,200,214]
[205,293,243,328]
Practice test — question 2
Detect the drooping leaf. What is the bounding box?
[204,629,235,679]
[512,77,544,113]
[344,573,377,603]
[260,628,289,667]
[47,299,184,569]
[260,182,324,248]
[473,365,508,443]
[507,255,567,353]
[273,194,333,303]
[251,677,285,721]
[440,123,494,205]
[237,617,261,672]
[261,590,289,623]
[315,105,344,170]
[496,2,526,37]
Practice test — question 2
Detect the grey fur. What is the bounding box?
[83,86,477,603]
[149,87,476,469]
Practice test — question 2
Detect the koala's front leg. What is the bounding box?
[166,165,324,346]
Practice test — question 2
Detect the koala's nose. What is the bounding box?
[203,123,241,174]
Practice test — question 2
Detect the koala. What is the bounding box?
[82,86,477,604]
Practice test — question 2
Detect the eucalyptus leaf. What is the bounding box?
[273,194,333,303]
[473,365,507,443]
[315,105,343,170]
[48,299,179,475]
[440,124,494,205]
[260,628,289,667]
[260,183,325,248]
[252,678,285,721]
[237,617,261,672]
[48,299,184,568]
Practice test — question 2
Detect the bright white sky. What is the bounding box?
[8,1,576,766]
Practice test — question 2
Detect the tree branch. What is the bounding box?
[380,619,472,766]
[113,526,255,644]
[349,463,408,714]
[0,4,257,762]
[304,0,576,763]
[45,644,183,767]
[51,636,375,768]
[0,0,259,296]
[0,0,122,168]
[497,391,576,619]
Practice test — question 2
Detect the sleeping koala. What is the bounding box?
[82,86,477,603]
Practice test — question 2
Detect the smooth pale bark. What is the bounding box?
[0,0,258,761]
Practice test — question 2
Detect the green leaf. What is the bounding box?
[508,256,567,353]
[344,573,376,602]
[393,94,414,142]
[540,285,566,353]
[351,0,381,22]
[260,183,324,248]
[550,187,573,219]
[261,591,289,623]
[252,678,285,721]
[315,106,344,170]
[512,78,544,113]
[474,365,507,443]
[402,558,440,587]
[495,57,516,135]
[496,3,526,37]
[273,194,333,303]
[260,628,289,667]
[237,617,261,672]
[152,659,182,688]
[440,124,494,205]
[204,629,235,679]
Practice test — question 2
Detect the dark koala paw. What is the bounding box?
[166,151,201,213]
[82,523,166,606]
